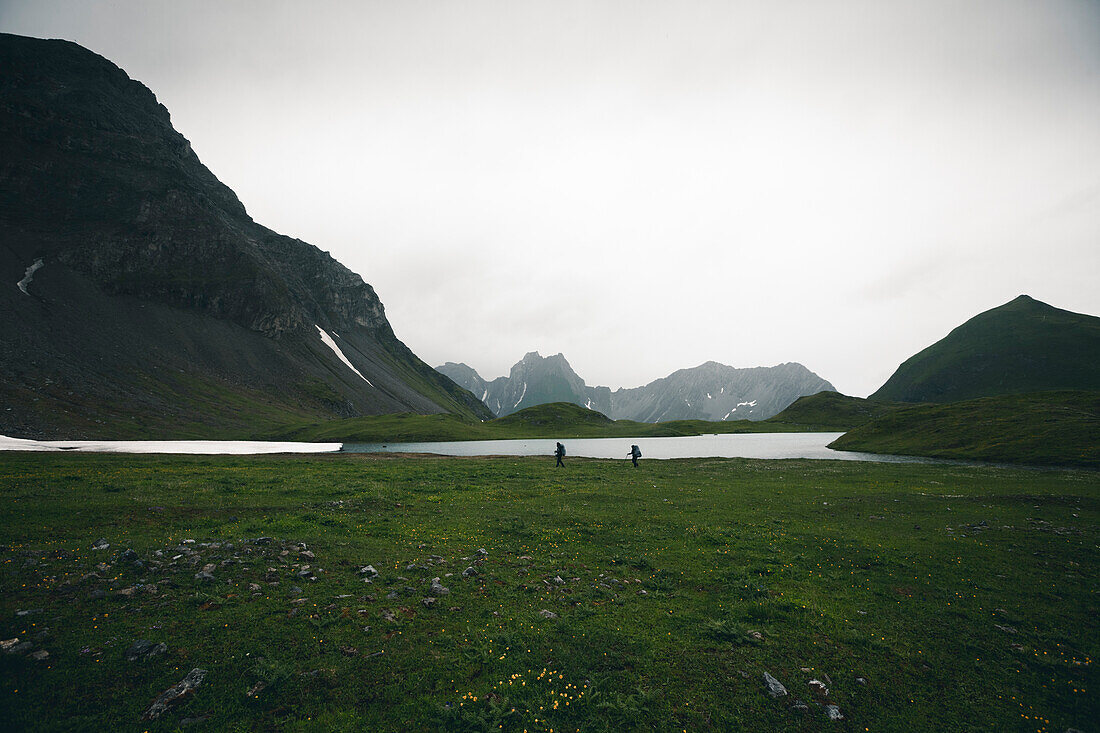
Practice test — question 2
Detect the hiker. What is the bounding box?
[554,442,566,467]
[628,444,641,467]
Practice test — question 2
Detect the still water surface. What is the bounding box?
[344,432,937,464]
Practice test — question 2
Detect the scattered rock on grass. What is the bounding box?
[142,668,207,720]
[359,565,379,580]
[125,639,168,662]
[429,578,450,596]
[808,679,829,696]
[462,567,478,578]
[539,609,558,620]
[763,672,787,697]
[825,704,843,720]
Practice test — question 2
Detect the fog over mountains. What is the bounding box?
[438,353,834,421]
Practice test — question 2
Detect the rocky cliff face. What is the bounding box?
[438,354,834,421]
[0,33,490,438]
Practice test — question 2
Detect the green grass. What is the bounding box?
[830,390,1100,469]
[1,452,1097,731]
[267,401,821,443]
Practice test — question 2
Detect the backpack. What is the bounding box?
[561,445,566,456]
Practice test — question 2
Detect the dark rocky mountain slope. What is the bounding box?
[0,33,490,438]
[872,295,1100,403]
[438,353,834,421]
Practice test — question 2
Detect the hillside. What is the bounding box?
[872,295,1100,403]
[764,391,903,431]
[0,33,490,439]
[829,390,1100,468]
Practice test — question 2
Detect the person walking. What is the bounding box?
[555,442,566,467]
[628,444,641,468]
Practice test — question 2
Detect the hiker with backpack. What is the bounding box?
[555,442,566,467]
[628,444,641,467]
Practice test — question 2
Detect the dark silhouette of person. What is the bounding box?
[628,444,641,467]
[555,442,566,467]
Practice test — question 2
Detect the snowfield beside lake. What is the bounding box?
[0,436,342,454]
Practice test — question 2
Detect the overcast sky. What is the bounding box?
[4,0,1098,396]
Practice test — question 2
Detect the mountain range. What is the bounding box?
[437,352,834,421]
[0,33,491,438]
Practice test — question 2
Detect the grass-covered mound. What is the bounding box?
[763,391,903,431]
[490,401,614,431]
[267,402,819,443]
[1,453,1096,730]
[829,390,1100,468]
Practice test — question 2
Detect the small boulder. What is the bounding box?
[825,704,843,720]
[125,639,168,662]
[539,609,558,619]
[462,567,478,578]
[429,578,450,597]
[141,668,207,720]
[763,672,787,697]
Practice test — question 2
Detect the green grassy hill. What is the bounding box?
[829,390,1100,468]
[762,391,903,431]
[872,295,1100,403]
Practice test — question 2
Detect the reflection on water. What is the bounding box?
[343,432,939,464]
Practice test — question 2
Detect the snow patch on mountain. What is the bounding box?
[316,325,374,387]
[17,258,44,295]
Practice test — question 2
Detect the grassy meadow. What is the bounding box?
[0,452,1096,731]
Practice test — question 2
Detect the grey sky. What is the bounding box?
[4,0,1098,396]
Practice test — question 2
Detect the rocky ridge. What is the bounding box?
[438,352,834,421]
